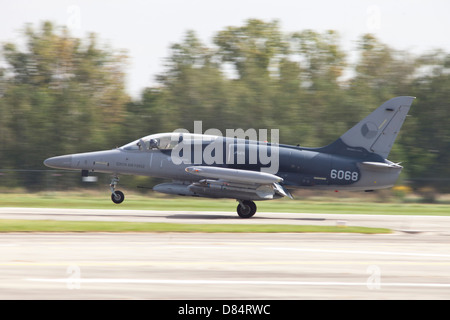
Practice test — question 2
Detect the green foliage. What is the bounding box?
[400,52,450,190]
[1,20,449,192]
[0,21,129,188]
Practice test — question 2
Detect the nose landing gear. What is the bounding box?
[110,176,125,204]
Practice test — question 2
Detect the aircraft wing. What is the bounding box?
[185,166,283,184]
[185,166,293,200]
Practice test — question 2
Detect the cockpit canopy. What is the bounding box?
[120,133,220,151]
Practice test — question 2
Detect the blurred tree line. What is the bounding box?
[0,20,449,192]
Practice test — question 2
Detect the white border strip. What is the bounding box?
[26,278,450,288]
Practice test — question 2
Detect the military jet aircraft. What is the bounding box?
[44,96,415,218]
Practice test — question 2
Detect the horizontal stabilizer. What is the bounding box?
[360,161,402,169]
[358,161,403,172]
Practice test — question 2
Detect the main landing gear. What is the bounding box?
[236,200,257,219]
[108,176,256,218]
[110,176,125,204]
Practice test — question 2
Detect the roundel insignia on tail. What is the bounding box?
[361,122,378,139]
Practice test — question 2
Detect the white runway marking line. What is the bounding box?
[265,247,450,258]
[25,278,450,288]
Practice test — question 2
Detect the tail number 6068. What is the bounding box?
[330,169,358,181]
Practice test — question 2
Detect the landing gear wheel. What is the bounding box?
[109,175,124,204]
[111,190,125,204]
[237,200,257,218]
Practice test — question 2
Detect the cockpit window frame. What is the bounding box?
[120,133,221,151]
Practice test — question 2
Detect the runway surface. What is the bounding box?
[0,207,450,299]
[1,207,450,233]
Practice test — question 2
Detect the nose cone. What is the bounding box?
[44,155,73,169]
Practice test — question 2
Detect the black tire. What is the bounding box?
[111,190,125,204]
[236,200,257,218]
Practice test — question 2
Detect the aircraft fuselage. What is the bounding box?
[44,96,415,217]
[44,136,402,192]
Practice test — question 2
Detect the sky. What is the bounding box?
[1,0,449,98]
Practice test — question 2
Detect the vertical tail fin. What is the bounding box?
[320,96,415,159]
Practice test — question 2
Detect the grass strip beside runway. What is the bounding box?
[0,219,391,234]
